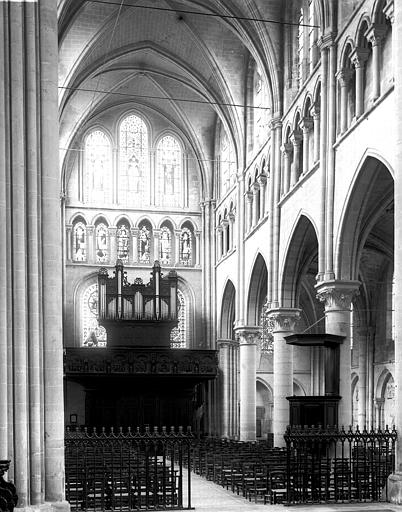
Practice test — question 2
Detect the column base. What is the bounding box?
[388,473,402,503]
[16,501,70,512]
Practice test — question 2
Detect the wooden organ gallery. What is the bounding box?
[64,261,218,430]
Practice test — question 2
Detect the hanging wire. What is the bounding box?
[85,0,320,28]
[59,85,271,110]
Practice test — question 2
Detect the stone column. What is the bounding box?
[290,130,302,186]
[216,225,223,260]
[316,281,360,428]
[235,327,260,441]
[350,48,370,118]
[252,182,260,226]
[257,174,267,217]
[109,227,117,263]
[357,328,368,428]
[271,119,283,308]
[131,228,138,264]
[228,213,235,251]
[221,219,229,255]
[218,339,232,438]
[390,0,402,497]
[337,68,352,135]
[245,191,253,231]
[310,103,320,164]
[40,0,68,506]
[366,24,387,101]
[174,230,181,265]
[267,308,301,447]
[300,117,313,175]
[87,225,95,264]
[153,229,160,262]
[281,142,292,195]
[195,231,201,266]
[65,225,72,262]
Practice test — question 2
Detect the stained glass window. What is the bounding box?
[84,130,112,204]
[119,115,149,206]
[156,136,182,207]
[170,289,186,348]
[82,283,107,347]
[159,226,171,265]
[138,224,151,263]
[220,132,236,195]
[179,227,192,266]
[260,305,273,353]
[95,222,109,263]
[73,221,87,262]
[117,222,130,262]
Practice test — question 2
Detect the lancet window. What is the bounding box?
[220,131,236,195]
[156,135,182,207]
[179,227,192,265]
[73,220,87,262]
[159,226,172,265]
[95,222,109,263]
[119,114,149,206]
[117,222,130,262]
[138,224,151,263]
[84,130,112,204]
[82,283,107,347]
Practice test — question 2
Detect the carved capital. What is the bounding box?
[290,129,303,146]
[252,181,260,193]
[266,308,301,333]
[269,117,282,131]
[365,24,387,46]
[336,68,353,86]
[86,225,95,235]
[318,32,336,51]
[299,117,313,133]
[234,326,261,345]
[217,338,237,350]
[315,280,360,311]
[383,1,394,24]
[280,142,293,155]
[309,102,320,119]
[245,190,254,203]
[350,47,370,68]
[109,227,117,236]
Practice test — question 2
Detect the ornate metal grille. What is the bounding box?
[65,426,194,511]
[284,425,397,504]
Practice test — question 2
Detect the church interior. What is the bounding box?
[2,0,402,509]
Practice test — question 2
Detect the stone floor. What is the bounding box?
[184,471,402,511]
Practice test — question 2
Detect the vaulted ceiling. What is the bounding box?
[58,0,284,195]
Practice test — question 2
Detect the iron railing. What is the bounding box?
[284,425,397,504]
[65,426,194,511]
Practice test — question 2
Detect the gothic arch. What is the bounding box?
[220,279,236,340]
[280,213,319,311]
[246,253,268,326]
[336,155,394,280]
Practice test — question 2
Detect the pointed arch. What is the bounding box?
[220,279,236,340]
[246,253,268,326]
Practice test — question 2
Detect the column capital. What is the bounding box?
[299,116,313,133]
[86,224,95,235]
[245,190,254,202]
[266,308,301,333]
[309,102,320,119]
[318,32,336,51]
[234,326,261,345]
[336,67,353,86]
[315,280,360,311]
[383,0,394,24]
[269,117,282,130]
[221,218,229,228]
[350,47,370,68]
[217,338,238,349]
[108,226,117,235]
[280,142,293,155]
[257,174,267,187]
[228,212,235,223]
[251,181,260,193]
[130,227,139,236]
[365,24,387,46]
[216,224,223,233]
[289,129,303,146]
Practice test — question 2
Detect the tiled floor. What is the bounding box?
[184,471,402,511]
